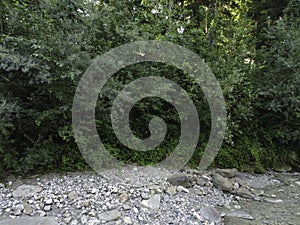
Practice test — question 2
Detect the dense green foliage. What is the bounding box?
[0,0,299,176]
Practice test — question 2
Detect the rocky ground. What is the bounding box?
[0,166,299,225]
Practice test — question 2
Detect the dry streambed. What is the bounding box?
[0,167,299,225]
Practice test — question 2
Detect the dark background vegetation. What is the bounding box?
[0,0,299,177]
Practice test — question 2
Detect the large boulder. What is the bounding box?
[216,168,238,178]
[199,206,222,223]
[167,174,193,187]
[212,174,233,192]
[12,185,42,198]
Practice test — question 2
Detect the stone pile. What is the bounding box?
[0,167,299,225]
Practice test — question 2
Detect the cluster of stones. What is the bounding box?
[0,168,299,225]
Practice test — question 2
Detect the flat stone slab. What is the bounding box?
[199,206,222,223]
[236,173,280,189]
[98,209,121,221]
[141,194,161,210]
[0,217,57,225]
[12,185,42,198]
[227,210,254,220]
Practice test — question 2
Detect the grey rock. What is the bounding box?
[167,174,193,187]
[68,191,78,200]
[12,210,22,216]
[138,215,144,221]
[253,196,261,201]
[80,200,90,208]
[38,210,46,217]
[227,210,254,220]
[23,203,33,215]
[177,186,189,193]
[251,189,265,196]
[212,174,233,192]
[237,173,276,189]
[264,198,283,203]
[233,182,239,190]
[98,209,121,221]
[273,165,292,172]
[5,208,11,213]
[123,217,132,224]
[11,179,24,190]
[119,193,129,203]
[166,186,177,196]
[199,206,222,223]
[45,199,53,205]
[216,168,238,178]
[15,204,24,212]
[186,169,202,175]
[232,177,247,187]
[141,194,161,210]
[196,177,206,186]
[0,217,57,225]
[70,219,78,225]
[6,193,12,198]
[194,189,203,196]
[12,185,42,198]
[132,207,139,213]
[123,204,131,210]
[192,211,202,220]
[12,204,23,216]
[63,216,72,224]
[90,187,97,194]
[44,205,51,211]
[233,205,241,209]
[235,188,254,198]
[141,192,150,199]
[63,212,72,218]
[149,184,162,192]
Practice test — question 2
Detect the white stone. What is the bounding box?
[91,188,97,194]
[132,207,139,213]
[234,205,241,209]
[192,211,202,220]
[124,216,132,224]
[177,186,189,193]
[44,205,51,211]
[264,198,283,203]
[45,199,53,204]
[141,194,161,210]
[39,210,46,217]
[5,208,11,213]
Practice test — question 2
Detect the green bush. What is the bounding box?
[0,0,298,175]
